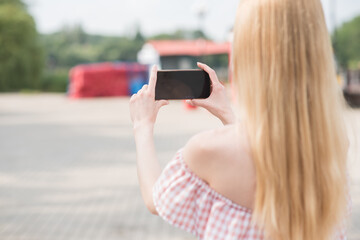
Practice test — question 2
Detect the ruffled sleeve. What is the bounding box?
[152,148,201,236]
[152,148,260,240]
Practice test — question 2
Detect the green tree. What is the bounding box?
[41,25,145,68]
[0,0,43,91]
[0,0,24,7]
[98,37,143,62]
[149,29,209,40]
[333,15,360,69]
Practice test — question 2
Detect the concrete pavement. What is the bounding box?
[0,94,359,240]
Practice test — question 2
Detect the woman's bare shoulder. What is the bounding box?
[183,124,250,184]
[182,123,256,208]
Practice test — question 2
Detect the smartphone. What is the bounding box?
[155,70,211,100]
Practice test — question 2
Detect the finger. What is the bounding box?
[186,99,205,107]
[197,62,220,84]
[141,84,148,91]
[197,62,217,79]
[156,100,169,109]
[130,93,137,102]
[185,100,195,106]
[148,65,158,94]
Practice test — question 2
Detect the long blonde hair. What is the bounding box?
[232,0,349,239]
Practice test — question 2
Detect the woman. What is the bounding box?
[129,0,350,239]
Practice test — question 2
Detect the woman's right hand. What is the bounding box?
[186,62,236,125]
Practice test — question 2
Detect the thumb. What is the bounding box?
[185,100,195,106]
[186,99,203,107]
[156,100,169,109]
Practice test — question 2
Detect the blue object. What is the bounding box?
[130,76,146,95]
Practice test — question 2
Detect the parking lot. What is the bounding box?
[0,94,359,240]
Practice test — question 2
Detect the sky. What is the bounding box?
[24,0,360,41]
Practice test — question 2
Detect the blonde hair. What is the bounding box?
[232,0,349,239]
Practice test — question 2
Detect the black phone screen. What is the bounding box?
[155,70,211,100]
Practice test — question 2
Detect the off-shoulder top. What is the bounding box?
[152,148,348,240]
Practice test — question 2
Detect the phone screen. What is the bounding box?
[155,70,211,100]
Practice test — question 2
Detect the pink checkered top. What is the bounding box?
[152,148,348,240]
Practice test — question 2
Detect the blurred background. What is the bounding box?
[0,0,359,239]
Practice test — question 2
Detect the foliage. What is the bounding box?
[0,0,24,7]
[39,69,68,92]
[41,25,145,69]
[41,27,207,70]
[333,15,360,69]
[0,0,44,91]
[149,29,208,40]
[200,54,228,68]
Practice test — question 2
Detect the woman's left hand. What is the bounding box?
[129,65,169,130]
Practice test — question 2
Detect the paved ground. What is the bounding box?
[0,93,359,240]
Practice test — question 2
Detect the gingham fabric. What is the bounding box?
[153,148,264,240]
[152,148,348,240]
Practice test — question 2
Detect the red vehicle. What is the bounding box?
[68,62,148,98]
